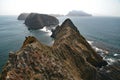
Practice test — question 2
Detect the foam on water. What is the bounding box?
[105,58,116,65]
[113,53,119,57]
[87,40,118,65]
[87,40,93,45]
[40,26,52,36]
[40,26,50,32]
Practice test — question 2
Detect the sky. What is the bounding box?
[0,0,120,16]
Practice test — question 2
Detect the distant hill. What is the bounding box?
[67,10,92,16]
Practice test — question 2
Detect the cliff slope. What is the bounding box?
[1,19,119,80]
[25,13,59,30]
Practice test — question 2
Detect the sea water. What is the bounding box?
[0,16,120,72]
[0,15,53,72]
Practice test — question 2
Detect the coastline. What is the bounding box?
[0,16,120,76]
[87,39,120,65]
[41,25,119,66]
[1,19,108,80]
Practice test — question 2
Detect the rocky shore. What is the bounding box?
[1,19,120,80]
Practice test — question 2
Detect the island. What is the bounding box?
[17,13,29,20]
[24,13,59,30]
[67,10,92,16]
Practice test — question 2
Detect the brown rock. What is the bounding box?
[2,19,119,80]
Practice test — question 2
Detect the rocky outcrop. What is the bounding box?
[51,19,107,68]
[1,19,119,80]
[25,13,59,30]
[17,13,29,20]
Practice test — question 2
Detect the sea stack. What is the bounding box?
[1,19,120,80]
[24,13,59,30]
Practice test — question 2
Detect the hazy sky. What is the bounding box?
[0,0,120,16]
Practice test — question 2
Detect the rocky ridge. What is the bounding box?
[1,19,120,80]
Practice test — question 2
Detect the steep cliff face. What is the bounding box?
[17,13,29,20]
[51,19,107,68]
[1,36,75,80]
[25,13,59,30]
[2,19,119,80]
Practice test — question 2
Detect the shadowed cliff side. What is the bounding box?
[1,19,119,80]
[17,13,29,20]
[25,13,59,30]
[52,19,107,68]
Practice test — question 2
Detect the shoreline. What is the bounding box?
[87,40,120,65]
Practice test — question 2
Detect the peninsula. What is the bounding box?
[1,19,120,80]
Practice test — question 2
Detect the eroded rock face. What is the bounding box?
[2,19,119,80]
[52,19,107,68]
[25,13,59,30]
[1,36,75,80]
[17,13,29,20]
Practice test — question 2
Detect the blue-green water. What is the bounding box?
[0,16,53,72]
[0,16,120,72]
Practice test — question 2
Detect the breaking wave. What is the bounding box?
[40,26,52,36]
[87,40,119,65]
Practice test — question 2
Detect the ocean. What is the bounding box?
[0,16,120,72]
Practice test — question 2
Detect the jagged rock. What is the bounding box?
[25,13,59,30]
[1,19,119,80]
[17,13,29,20]
[52,19,107,68]
[51,19,80,39]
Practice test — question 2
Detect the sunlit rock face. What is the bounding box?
[24,13,59,30]
[2,19,120,80]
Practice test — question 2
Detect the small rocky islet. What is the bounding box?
[17,13,29,20]
[1,18,120,80]
[18,13,59,30]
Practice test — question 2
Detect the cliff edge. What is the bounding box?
[1,19,120,80]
